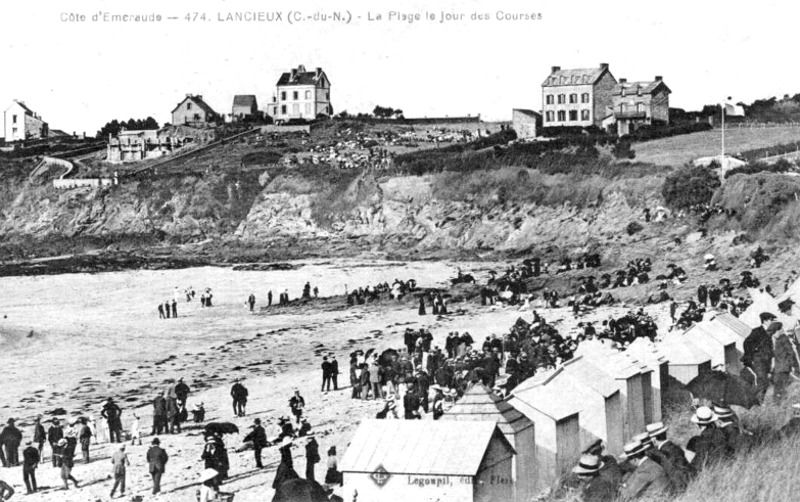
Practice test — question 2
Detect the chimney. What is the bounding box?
[315,67,322,78]
[619,78,627,84]
[551,66,561,73]
[655,75,663,82]
[290,68,297,80]
[600,63,609,70]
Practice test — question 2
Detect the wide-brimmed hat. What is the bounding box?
[572,454,603,475]
[760,312,777,323]
[199,468,219,483]
[646,422,668,437]
[691,406,717,425]
[713,404,734,419]
[621,440,649,459]
[151,437,161,445]
[778,299,795,312]
[6,418,15,425]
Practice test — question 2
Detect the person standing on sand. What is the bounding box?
[248,294,256,312]
[272,437,299,490]
[130,414,141,446]
[153,391,167,435]
[0,419,22,467]
[22,440,39,494]
[321,356,332,392]
[146,437,168,495]
[231,380,248,417]
[289,390,306,424]
[32,416,45,461]
[305,434,320,482]
[171,299,178,318]
[742,312,776,403]
[158,303,165,319]
[102,398,123,443]
[243,418,267,469]
[58,436,80,490]
[164,300,171,318]
[268,290,273,307]
[109,444,130,499]
[329,354,339,390]
[48,418,64,467]
[175,377,191,407]
[78,417,92,463]
[418,296,426,316]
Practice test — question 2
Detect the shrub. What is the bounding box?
[622,122,713,142]
[612,139,636,159]
[724,158,796,178]
[626,221,644,235]
[661,165,721,209]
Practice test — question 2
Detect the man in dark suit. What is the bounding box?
[742,312,776,403]
[618,439,669,500]
[329,354,339,390]
[646,421,694,493]
[244,418,267,469]
[321,357,332,392]
[22,440,40,494]
[146,437,168,494]
[47,418,64,467]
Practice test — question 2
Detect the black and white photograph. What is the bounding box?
[2,1,800,501]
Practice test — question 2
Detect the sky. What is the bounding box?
[1,0,798,134]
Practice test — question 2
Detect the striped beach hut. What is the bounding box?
[659,333,712,385]
[509,372,581,492]
[625,338,670,424]
[442,383,536,502]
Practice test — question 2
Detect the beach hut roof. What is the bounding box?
[625,338,669,366]
[710,312,752,342]
[443,382,534,435]
[340,419,513,476]
[659,334,712,365]
[511,368,583,420]
[560,356,620,398]
[575,343,643,379]
[684,318,738,346]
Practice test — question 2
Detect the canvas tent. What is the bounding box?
[441,383,536,502]
[340,419,514,502]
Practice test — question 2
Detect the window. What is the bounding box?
[293,91,299,100]
[305,103,312,115]
[557,110,566,121]
[281,105,287,114]
[569,110,578,121]
[545,111,554,122]
[305,90,311,99]
[581,110,590,121]
[581,93,590,103]
[12,114,17,124]
[619,103,627,113]
[557,94,566,104]
[193,113,200,121]
[187,103,192,110]
[569,94,578,104]
[326,92,330,100]
[545,95,554,105]
[292,104,300,114]
[636,103,645,113]
[281,91,286,101]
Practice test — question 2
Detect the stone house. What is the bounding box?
[611,77,671,135]
[4,100,48,142]
[171,94,220,125]
[231,95,260,122]
[267,65,332,122]
[541,63,617,129]
[511,109,542,139]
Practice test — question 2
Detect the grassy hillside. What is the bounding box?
[634,126,800,166]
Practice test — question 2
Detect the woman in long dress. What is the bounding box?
[324,446,342,486]
[272,437,299,490]
[418,296,426,316]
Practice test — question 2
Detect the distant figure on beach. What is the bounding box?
[201,292,207,307]
[231,380,248,417]
[248,294,256,312]
[329,354,339,390]
[313,286,319,298]
[22,440,39,494]
[418,296,426,316]
[171,300,177,318]
[146,438,168,495]
[102,398,123,443]
[268,290,273,307]
[32,416,45,460]
[157,303,165,319]
[110,443,130,498]
[164,300,171,318]
[303,282,311,299]
[205,289,213,307]
[1,418,22,466]
[321,357,332,392]
[78,418,92,463]
[47,418,64,467]
[289,390,305,424]
[153,392,167,435]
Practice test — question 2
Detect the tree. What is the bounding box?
[662,165,721,209]
[372,105,395,118]
[96,116,160,138]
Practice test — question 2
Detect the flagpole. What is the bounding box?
[721,101,726,162]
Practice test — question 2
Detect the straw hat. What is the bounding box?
[572,454,604,475]
[199,468,219,483]
[632,432,652,445]
[621,440,649,459]
[712,404,734,419]
[646,422,668,437]
[691,406,717,425]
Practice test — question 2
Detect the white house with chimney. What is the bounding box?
[4,100,49,142]
[267,65,332,122]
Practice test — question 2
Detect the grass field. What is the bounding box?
[633,125,800,166]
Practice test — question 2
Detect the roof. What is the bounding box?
[513,109,542,118]
[560,356,620,398]
[612,80,671,96]
[511,368,583,420]
[658,334,712,365]
[574,341,645,379]
[6,100,37,116]
[542,67,609,87]
[625,339,669,367]
[711,312,752,341]
[442,382,533,436]
[340,419,512,476]
[232,95,258,107]
[686,315,740,346]
[276,65,327,87]
[170,95,218,116]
